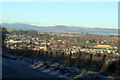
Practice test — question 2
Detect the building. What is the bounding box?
[94,44,113,49]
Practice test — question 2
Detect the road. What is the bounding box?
[2,57,59,79]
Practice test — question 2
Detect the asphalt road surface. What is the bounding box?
[2,57,59,79]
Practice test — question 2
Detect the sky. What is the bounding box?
[1,2,118,29]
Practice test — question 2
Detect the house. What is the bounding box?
[39,45,47,51]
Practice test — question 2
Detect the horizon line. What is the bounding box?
[1,22,118,29]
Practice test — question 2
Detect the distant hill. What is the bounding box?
[1,23,118,35]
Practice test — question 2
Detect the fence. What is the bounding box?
[3,47,120,72]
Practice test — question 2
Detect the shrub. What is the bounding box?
[80,69,87,75]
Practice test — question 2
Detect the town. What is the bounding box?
[4,30,119,61]
[1,28,120,79]
[1,1,120,79]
